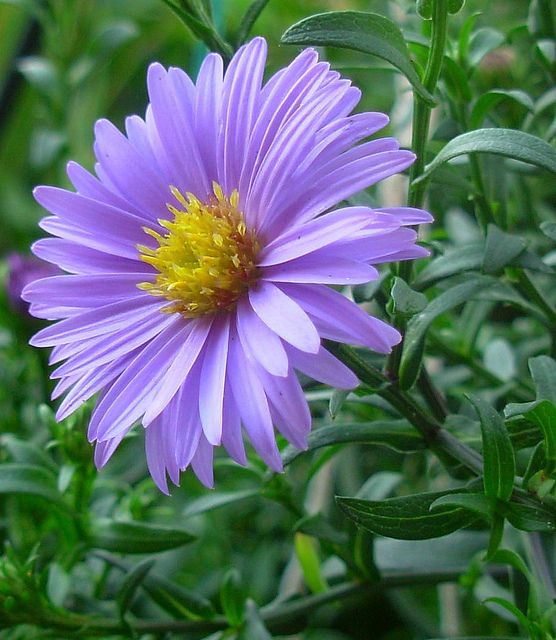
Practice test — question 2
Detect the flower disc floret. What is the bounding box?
[138,183,259,317]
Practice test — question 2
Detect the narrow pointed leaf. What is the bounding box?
[281,11,435,105]
[0,463,69,512]
[283,420,425,466]
[117,558,156,618]
[468,395,515,501]
[337,490,478,540]
[471,90,535,129]
[90,519,196,553]
[419,129,556,183]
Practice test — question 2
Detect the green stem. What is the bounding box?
[417,368,449,422]
[390,1,449,377]
[328,343,483,475]
[406,0,449,212]
[10,568,495,637]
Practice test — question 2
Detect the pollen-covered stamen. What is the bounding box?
[138,183,259,318]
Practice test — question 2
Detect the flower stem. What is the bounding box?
[329,343,483,475]
[389,0,449,379]
[14,567,499,637]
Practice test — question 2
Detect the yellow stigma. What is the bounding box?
[137,183,259,318]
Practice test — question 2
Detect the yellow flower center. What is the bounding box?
[137,183,259,318]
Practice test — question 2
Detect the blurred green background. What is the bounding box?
[1,1,553,639]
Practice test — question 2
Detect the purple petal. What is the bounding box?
[375,207,434,225]
[93,118,170,219]
[145,416,170,494]
[194,53,224,182]
[191,434,215,489]
[248,281,320,354]
[221,380,247,465]
[88,317,193,441]
[235,296,288,377]
[198,314,230,445]
[51,311,174,379]
[217,37,267,194]
[22,273,149,307]
[34,187,151,258]
[263,151,415,238]
[261,253,378,285]
[228,326,282,472]
[94,433,125,469]
[56,349,139,421]
[32,238,147,275]
[147,63,210,197]
[30,295,164,347]
[259,367,311,450]
[66,161,146,218]
[286,344,359,389]
[142,316,213,426]
[283,283,401,353]
[258,207,374,267]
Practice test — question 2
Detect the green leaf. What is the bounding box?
[529,356,556,404]
[540,220,556,242]
[483,339,516,383]
[482,224,525,274]
[117,558,155,618]
[183,489,258,517]
[505,357,556,472]
[17,56,60,102]
[281,11,435,105]
[90,519,195,553]
[526,401,556,474]
[390,277,427,316]
[468,27,505,67]
[468,395,515,501]
[415,0,432,19]
[412,242,484,290]
[430,492,494,520]
[443,55,473,103]
[337,490,478,540]
[419,129,556,183]
[220,569,246,627]
[143,575,215,620]
[400,275,499,389]
[329,389,349,418]
[448,0,465,13]
[294,533,327,594]
[0,434,58,473]
[484,597,532,630]
[0,463,69,511]
[283,420,425,466]
[489,549,532,581]
[471,90,535,129]
[502,501,556,532]
[235,0,270,45]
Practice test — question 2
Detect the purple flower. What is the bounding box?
[23,38,432,493]
[6,252,59,315]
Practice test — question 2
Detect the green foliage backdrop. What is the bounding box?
[1,0,556,638]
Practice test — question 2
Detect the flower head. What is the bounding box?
[23,38,432,493]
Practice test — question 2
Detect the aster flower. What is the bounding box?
[5,252,59,315]
[23,38,432,493]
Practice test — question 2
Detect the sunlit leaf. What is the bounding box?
[281,11,435,105]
